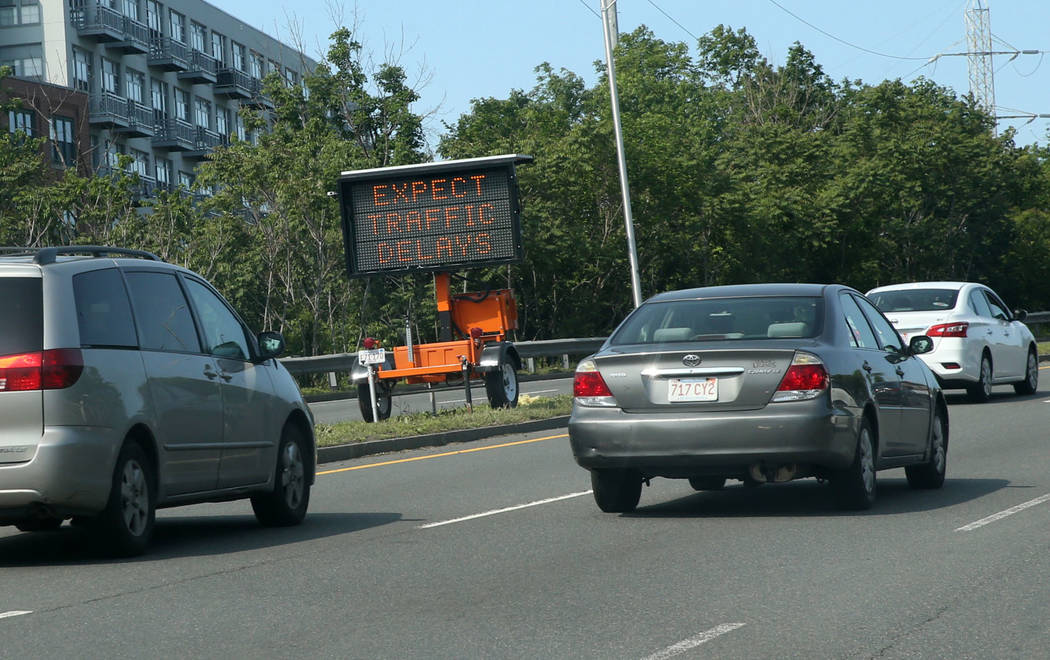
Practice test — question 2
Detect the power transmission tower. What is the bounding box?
[964,0,995,120]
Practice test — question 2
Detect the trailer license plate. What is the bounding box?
[668,377,718,402]
[358,348,387,365]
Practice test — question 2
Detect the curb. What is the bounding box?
[317,415,570,464]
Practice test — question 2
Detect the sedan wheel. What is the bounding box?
[833,420,876,510]
[967,354,993,403]
[905,407,947,489]
[591,469,642,513]
[1013,349,1039,395]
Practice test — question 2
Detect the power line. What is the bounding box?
[577,0,600,20]
[766,0,928,61]
[646,0,698,41]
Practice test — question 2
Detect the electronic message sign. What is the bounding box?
[338,155,532,277]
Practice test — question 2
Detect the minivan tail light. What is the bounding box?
[772,352,828,402]
[0,349,83,392]
[573,359,618,407]
[926,322,968,338]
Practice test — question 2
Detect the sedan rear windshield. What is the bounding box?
[0,277,43,356]
[868,289,959,313]
[610,296,824,345]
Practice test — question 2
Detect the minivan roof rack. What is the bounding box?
[0,246,164,265]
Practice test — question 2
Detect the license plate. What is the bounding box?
[668,377,718,402]
[358,348,386,365]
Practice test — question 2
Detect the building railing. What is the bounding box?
[70,3,149,51]
[215,68,254,97]
[152,117,195,149]
[89,91,129,124]
[149,36,191,70]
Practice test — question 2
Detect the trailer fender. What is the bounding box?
[477,342,521,373]
[350,354,397,384]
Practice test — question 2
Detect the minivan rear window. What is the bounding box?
[0,277,42,356]
[610,296,824,345]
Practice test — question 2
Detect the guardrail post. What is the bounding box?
[527,357,535,373]
[327,371,337,389]
[562,354,570,370]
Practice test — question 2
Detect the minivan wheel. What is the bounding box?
[91,443,155,557]
[833,419,877,510]
[251,425,310,527]
[967,354,993,402]
[906,407,947,489]
[590,469,642,513]
[1013,349,1039,395]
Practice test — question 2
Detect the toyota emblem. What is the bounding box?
[682,354,702,367]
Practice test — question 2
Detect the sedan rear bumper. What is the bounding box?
[568,401,859,478]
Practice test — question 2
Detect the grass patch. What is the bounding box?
[1039,341,1050,356]
[314,394,573,448]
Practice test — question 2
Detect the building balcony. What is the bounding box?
[184,127,226,159]
[70,4,150,53]
[239,78,274,110]
[214,68,254,99]
[151,117,195,151]
[149,37,191,72]
[177,50,219,84]
[89,92,130,129]
[115,101,155,138]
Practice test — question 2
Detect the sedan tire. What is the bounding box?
[905,406,947,489]
[591,469,642,513]
[833,419,877,510]
[1013,348,1039,395]
[967,353,993,403]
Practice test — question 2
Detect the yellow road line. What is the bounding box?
[317,433,569,476]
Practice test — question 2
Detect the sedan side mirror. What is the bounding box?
[1013,309,1028,322]
[909,335,934,356]
[257,331,285,360]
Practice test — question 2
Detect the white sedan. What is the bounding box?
[866,281,1039,402]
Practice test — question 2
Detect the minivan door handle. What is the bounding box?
[862,361,872,373]
[203,366,219,380]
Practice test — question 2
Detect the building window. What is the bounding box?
[101,58,120,95]
[126,68,145,103]
[174,88,188,121]
[8,109,33,137]
[177,171,193,189]
[190,21,206,53]
[193,97,210,129]
[231,42,245,72]
[50,116,75,166]
[150,78,167,116]
[71,47,91,92]
[0,0,40,26]
[168,9,184,43]
[284,68,298,87]
[216,106,228,138]
[234,113,245,141]
[130,149,150,178]
[249,53,263,79]
[0,43,43,80]
[121,0,138,21]
[145,0,161,35]
[211,32,225,65]
[155,157,171,188]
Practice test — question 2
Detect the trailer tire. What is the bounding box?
[357,382,392,422]
[485,361,519,408]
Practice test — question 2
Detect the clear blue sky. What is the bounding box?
[211,0,1050,150]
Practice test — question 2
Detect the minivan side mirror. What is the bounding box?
[257,331,285,360]
[1013,309,1028,322]
[909,335,934,355]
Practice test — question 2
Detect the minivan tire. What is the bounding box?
[251,425,310,526]
[91,442,155,557]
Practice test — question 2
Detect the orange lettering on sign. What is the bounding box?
[411,180,427,203]
[372,184,390,207]
[453,234,472,256]
[444,206,460,229]
[424,208,442,230]
[396,240,413,262]
[405,210,423,232]
[377,243,394,264]
[392,182,410,204]
[476,233,492,254]
[463,204,475,227]
[469,174,485,196]
[367,213,382,235]
[385,212,401,234]
[478,203,495,225]
[435,237,453,259]
[415,240,434,260]
[450,176,469,198]
[431,178,448,200]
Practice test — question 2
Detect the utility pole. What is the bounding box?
[599,0,643,308]
[964,0,995,126]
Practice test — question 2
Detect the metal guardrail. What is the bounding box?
[280,337,607,376]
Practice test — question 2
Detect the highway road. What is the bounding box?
[308,375,574,424]
[2,373,1049,658]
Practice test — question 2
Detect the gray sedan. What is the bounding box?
[568,283,948,512]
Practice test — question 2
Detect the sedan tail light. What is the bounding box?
[0,349,84,392]
[573,359,618,407]
[771,352,828,402]
[926,322,968,338]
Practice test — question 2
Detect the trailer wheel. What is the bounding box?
[357,381,393,422]
[485,361,519,408]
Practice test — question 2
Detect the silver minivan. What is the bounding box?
[0,246,315,555]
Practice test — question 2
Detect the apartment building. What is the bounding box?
[1,0,315,194]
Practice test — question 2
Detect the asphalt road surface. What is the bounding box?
[3,372,1049,658]
[308,375,574,424]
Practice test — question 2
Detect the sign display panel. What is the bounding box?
[339,156,528,277]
